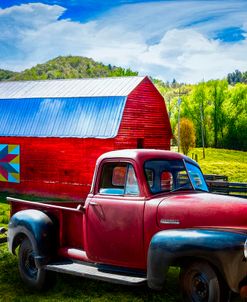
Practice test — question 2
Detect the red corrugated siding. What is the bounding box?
[0,77,172,199]
[0,137,114,199]
[116,77,172,150]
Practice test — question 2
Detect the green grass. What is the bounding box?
[0,202,9,226]
[188,148,247,183]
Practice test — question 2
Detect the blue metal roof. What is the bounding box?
[0,96,127,138]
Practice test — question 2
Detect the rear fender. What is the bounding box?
[8,209,57,267]
[147,229,247,292]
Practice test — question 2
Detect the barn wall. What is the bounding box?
[0,78,172,199]
[116,77,172,150]
[0,137,115,199]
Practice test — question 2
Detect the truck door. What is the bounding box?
[85,161,145,269]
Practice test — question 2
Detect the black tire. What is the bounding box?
[179,261,227,302]
[18,238,54,290]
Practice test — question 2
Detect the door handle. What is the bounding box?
[89,201,98,206]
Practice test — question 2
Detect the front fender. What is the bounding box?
[147,229,247,292]
[8,209,57,267]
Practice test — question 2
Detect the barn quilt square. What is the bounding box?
[0,144,20,183]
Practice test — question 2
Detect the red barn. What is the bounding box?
[0,76,172,199]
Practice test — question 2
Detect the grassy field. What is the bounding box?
[188,148,247,183]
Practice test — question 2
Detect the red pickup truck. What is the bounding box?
[7,149,247,302]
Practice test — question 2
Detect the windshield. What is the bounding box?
[144,159,208,195]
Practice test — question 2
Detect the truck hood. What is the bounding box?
[157,192,247,231]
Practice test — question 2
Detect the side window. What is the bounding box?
[177,171,192,189]
[99,163,139,196]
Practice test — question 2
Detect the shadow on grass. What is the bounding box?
[0,243,182,302]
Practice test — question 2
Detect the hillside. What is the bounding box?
[189,148,246,182]
[0,69,17,81]
[0,56,138,81]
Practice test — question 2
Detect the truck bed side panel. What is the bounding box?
[9,198,84,250]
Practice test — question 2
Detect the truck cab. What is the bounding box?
[85,149,208,268]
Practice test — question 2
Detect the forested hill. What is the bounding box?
[0,56,138,81]
[0,69,17,81]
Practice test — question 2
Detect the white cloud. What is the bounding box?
[0,3,67,67]
[100,1,247,41]
[135,29,247,82]
[0,1,247,83]
[0,3,65,28]
[0,3,144,70]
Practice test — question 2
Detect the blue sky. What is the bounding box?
[0,0,247,83]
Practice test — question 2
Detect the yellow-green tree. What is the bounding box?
[180,118,196,155]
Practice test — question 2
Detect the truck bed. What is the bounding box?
[8,197,85,250]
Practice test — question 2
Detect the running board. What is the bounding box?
[45,261,147,286]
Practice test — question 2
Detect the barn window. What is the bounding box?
[137,138,144,149]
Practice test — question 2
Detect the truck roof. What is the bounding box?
[97,149,198,166]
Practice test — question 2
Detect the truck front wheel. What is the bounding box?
[18,238,52,290]
[179,261,227,302]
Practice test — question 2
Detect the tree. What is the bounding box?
[223,83,247,151]
[181,82,212,149]
[207,80,228,148]
[179,118,196,155]
[227,69,243,85]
